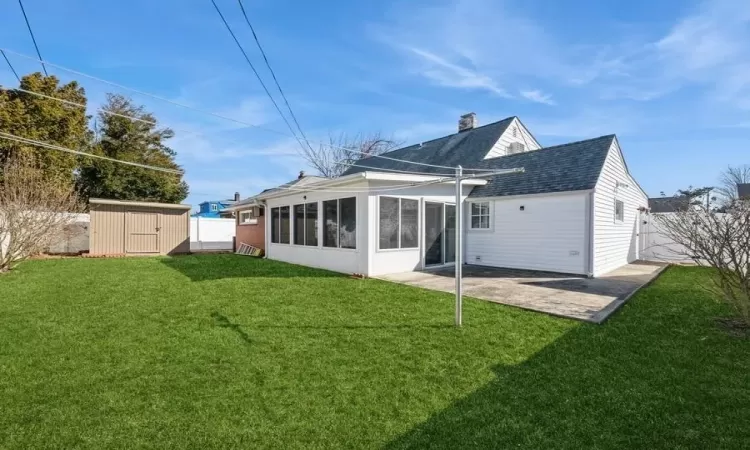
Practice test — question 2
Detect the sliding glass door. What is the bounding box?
[424,202,456,267]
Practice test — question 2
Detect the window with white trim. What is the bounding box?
[379,197,419,249]
[615,200,625,222]
[239,210,256,224]
[322,197,356,249]
[470,202,491,229]
[270,206,290,244]
[210,203,218,211]
[293,202,318,246]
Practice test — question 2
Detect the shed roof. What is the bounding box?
[89,198,192,210]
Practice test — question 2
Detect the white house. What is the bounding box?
[234,114,648,277]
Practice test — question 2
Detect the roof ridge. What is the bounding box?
[375,116,517,157]
[487,134,616,160]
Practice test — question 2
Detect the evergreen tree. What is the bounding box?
[0,72,90,182]
[77,94,188,203]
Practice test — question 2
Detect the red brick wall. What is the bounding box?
[236,215,265,250]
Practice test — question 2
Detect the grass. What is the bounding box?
[0,255,748,449]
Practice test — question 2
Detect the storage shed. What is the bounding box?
[89,198,191,256]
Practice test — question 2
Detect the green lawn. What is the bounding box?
[0,255,748,449]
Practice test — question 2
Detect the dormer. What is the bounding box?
[483,117,541,159]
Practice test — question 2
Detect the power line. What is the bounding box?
[1,85,462,177]
[0,132,183,174]
[236,0,312,153]
[0,48,489,172]
[1,85,459,177]
[209,0,312,155]
[1,50,21,82]
[17,0,47,76]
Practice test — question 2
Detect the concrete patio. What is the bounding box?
[379,262,666,323]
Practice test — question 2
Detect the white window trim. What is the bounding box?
[468,201,493,231]
[270,205,292,245]
[238,210,257,225]
[376,196,420,252]
[210,203,218,211]
[292,202,319,247]
[614,199,625,223]
[322,197,357,250]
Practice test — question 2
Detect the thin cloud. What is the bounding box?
[406,47,511,97]
[520,90,555,105]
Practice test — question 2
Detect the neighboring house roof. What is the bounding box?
[468,135,615,198]
[738,183,750,199]
[648,196,690,213]
[341,117,516,176]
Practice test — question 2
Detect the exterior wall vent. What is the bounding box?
[508,142,525,155]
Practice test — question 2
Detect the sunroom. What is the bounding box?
[255,171,486,277]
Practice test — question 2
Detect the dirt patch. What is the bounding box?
[716,317,750,338]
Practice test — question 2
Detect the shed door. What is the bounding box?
[126,211,160,253]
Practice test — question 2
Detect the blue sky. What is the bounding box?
[1,0,749,206]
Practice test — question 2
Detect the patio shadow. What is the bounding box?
[385,271,748,449]
[160,253,343,281]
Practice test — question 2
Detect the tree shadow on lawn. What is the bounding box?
[160,253,343,281]
[386,275,750,449]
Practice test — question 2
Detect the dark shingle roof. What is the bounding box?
[467,135,615,198]
[648,196,690,213]
[341,117,516,176]
[738,183,750,199]
[341,117,615,198]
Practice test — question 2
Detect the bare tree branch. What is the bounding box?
[0,156,82,272]
[653,199,750,324]
[300,132,402,178]
[716,165,750,205]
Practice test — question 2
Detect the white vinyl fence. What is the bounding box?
[639,212,694,263]
[190,217,236,252]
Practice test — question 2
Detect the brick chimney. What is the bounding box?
[298,170,305,179]
[458,113,477,132]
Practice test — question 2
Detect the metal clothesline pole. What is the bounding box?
[455,165,463,327]
[452,166,525,327]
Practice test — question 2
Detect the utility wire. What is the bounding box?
[236,0,312,152]
[0,132,184,174]
[0,85,458,177]
[209,0,311,155]
[1,50,21,82]
[17,0,47,75]
[0,48,490,172]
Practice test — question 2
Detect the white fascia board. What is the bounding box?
[254,173,367,201]
[252,171,488,202]
[468,188,593,202]
[224,200,261,212]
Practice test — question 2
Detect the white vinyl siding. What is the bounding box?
[484,118,542,159]
[465,192,589,274]
[592,141,648,276]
